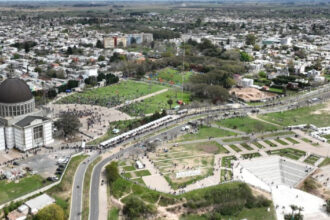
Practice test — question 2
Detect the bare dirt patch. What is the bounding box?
[312,101,330,115]
[198,143,218,154]
[230,88,277,102]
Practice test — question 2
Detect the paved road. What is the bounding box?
[70,153,99,220]
[73,83,330,220]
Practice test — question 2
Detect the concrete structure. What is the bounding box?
[0,78,54,151]
[24,193,55,214]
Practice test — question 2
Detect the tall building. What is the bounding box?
[0,78,54,151]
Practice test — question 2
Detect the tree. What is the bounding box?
[246,34,256,46]
[123,196,156,219]
[105,162,120,184]
[253,44,260,51]
[36,204,65,220]
[66,47,73,55]
[55,112,82,137]
[98,55,105,62]
[205,85,229,103]
[258,71,267,78]
[240,51,253,62]
[84,76,98,86]
[24,43,30,53]
[96,40,103,49]
[167,99,173,109]
[288,60,295,74]
[195,18,202,27]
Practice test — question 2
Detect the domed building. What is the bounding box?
[0,78,53,151]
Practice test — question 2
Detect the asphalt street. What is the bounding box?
[70,152,99,220]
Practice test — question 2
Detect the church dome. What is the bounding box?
[0,78,35,117]
[0,78,33,104]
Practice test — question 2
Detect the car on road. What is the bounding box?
[47,176,59,182]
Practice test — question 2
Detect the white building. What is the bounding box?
[0,78,54,151]
[241,78,254,87]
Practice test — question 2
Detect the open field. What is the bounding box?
[119,89,191,116]
[177,126,237,142]
[56,80,166,107]
[149,67,194,85]
[217,116,280,133]
[260,103,330,127]
[0,175,47,205]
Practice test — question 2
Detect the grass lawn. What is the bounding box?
[322,134,330,143]
[108,207,119,220]
[82,157,101,220]
[217,116,280,133]
[228,144,242,152]
[267,148,306,160]
[242,152,261,159]
[240,143,254,150]
[183,141,229,154]
[150,67,194,85]
[222,136,250,143]
[273,138,289,145]
[123,166,136,172]
[178,126,236,142]
[252,142,265,149]
[132,178,145,185]
[304,155,320,165]
[57,80,166,107]
[221,156,237,168]
[220,169,233,182]
[264,139,278,147]
[47,155,88,217]
[0,175,48,205]
[119,89,191,116]
[259,131,294,138]
[260,104,330,127]
[319,158,330,167]
[122,173,132,179]
[180,207,276,220]
[301,137,320,146]
[134,170,151,177]
[285,137,299,144]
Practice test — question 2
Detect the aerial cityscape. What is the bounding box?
[0,1,329,220]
